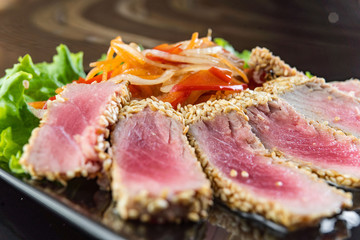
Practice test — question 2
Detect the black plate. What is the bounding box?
[1,0,360,239]
[1,167,360,240]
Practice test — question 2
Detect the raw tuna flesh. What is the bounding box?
[247,98,360,187]
[187,101,351,229]
[274,77,360,138]
[111,100,212,223]
[330,79,360,98]
[20,81,129,182]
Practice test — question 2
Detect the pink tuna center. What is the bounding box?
[112,108,206,196]
[191,112,303,199]
[248,102,360,168]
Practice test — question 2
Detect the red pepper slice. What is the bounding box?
[208,66,232,83]
[145,53,185,65]
[153,43,183,54]
[75,71,113,84]
[171,70,248,93]
[158,91,191,108]
[147,43,184,65]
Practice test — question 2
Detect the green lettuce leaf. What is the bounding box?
[0,72,39,173]
[305,71,314,78]
[214,38,251,68]
[1,44,85,102]
[0,45,85,174]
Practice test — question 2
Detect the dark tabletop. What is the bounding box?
[1,0,360,239]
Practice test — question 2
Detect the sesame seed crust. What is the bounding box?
[20,81,130,185]
[183,99,352,230]
[248,47,302,81]
[255,75,324,95]
[111,98,213,223]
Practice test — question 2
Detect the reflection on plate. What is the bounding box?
[1,168,359,240]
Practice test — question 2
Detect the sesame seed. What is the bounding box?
[275,181,283,187]
[334,116,340,122]
[241,171,249,178]
[230,169,238,177]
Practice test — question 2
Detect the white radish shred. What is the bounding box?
[110,70,175,85]
[129,42,142,52]
[143,49,220,65]
[181,46,223,56]
[174,65,213,76]
[216,53,249,83]
[160,76,183,93]
[112,42,146,64]
[143,57,180,70]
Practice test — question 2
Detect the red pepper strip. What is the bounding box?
[171,70,248,93]
[147,43,184,65]
[158,91,191,108]
[42,96,57,109]
[209,66,232,83]
[75,71,113,84]
[172,84,247,92]
[154,43,183,54]
[145,54,185,65]
[48,96,56,101]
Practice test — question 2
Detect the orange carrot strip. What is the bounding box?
[186,32,199,50]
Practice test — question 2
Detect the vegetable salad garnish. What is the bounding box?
[85,32,249,108]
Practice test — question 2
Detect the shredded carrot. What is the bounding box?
[186,32,199,50]
[215,54,249,83]
[28,101,46,109]
[55,87,64,94]
[84,32,250,108]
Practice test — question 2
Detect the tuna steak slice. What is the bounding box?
[247,47,302,83]
[330,79,360,98]
[20,80,130,183]
[111,99,212,223]
[260,76,360,138]
[184,99,351,229]
[241,91,360,187]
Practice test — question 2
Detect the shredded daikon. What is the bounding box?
[110,70,175,85]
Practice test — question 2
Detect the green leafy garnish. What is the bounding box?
[305,71,314,78]
[214,38,251,68]
[0,44,85,174]
[97,53,107,62]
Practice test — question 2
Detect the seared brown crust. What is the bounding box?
[182,99,352,230]
[20,81,130,184]
[249,47,303,81]
[111,98,213,223]
[230,89,360,188]
[255,75,324,94]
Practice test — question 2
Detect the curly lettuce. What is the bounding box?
[0,44,85,174]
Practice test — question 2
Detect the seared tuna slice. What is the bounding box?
[260,76,360,138]
[237,91,360,188]
[248,47,302,84]
[110,99,212,223]
[330,79,360,98]
[20,81,130,183]
[184,99,351,229]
